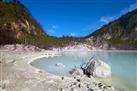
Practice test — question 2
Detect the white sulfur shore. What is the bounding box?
[0,45,119,91]
[52,44,137,53]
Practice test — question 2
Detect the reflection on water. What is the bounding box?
[31,51,137,91]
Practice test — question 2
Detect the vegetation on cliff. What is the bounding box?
[0,1,83,48]
[0,0,137,50]
[85,9,137,50]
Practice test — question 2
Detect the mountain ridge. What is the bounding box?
[0,0,137,50]
[85,9,137,50]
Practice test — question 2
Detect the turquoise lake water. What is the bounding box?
[31,51,137,91]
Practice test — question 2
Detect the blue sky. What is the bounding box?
[21,0,137,37]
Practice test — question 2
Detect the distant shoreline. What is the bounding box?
[90,49,137,52]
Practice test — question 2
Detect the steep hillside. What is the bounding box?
[0,1,83,48]
[1,1,136,50]
[0,1,47,46]
[85,9,137,50]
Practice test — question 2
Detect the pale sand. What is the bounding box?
[0,48,119,91]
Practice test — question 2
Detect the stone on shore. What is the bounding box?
[86,59,111,78]
[55,63,66,68]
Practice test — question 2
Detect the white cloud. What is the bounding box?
[52,25,58,29]
[82,2,137,34]
[100,3,137,24]
[100,16,114,24]
[121,3,137,15]
[69,33,76,36]
[82,22,103,32]
[47,25,58,33]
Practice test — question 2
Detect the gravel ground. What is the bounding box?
[0,47,119,91]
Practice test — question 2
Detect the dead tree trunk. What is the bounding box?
[80,56,95,76]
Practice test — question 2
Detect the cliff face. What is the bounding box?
[85,9,137,50]
[0,1,47,45]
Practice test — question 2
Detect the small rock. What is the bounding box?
[98,83,103,88]
[77,79,80,82]
[78,84,81,88]
[71,88,74,91]
[55,63,65,68]
[1,83,6,89]
[74,77,76,79]
[69,66,83,76]
[73,82,77,85]
[87,84,90,88]
[88,88,94,91]
[104,86,115,90]
[38,70,42,73]
[103,86,107,89]
[94,83,98,86]
[61,76,65,80]
[60,88,63,91]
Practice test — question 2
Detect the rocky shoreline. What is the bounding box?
[0,45,119,91]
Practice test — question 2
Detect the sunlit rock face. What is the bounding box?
[86,59,111,78]
[0,1,47,45]
[61,44,91,52]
